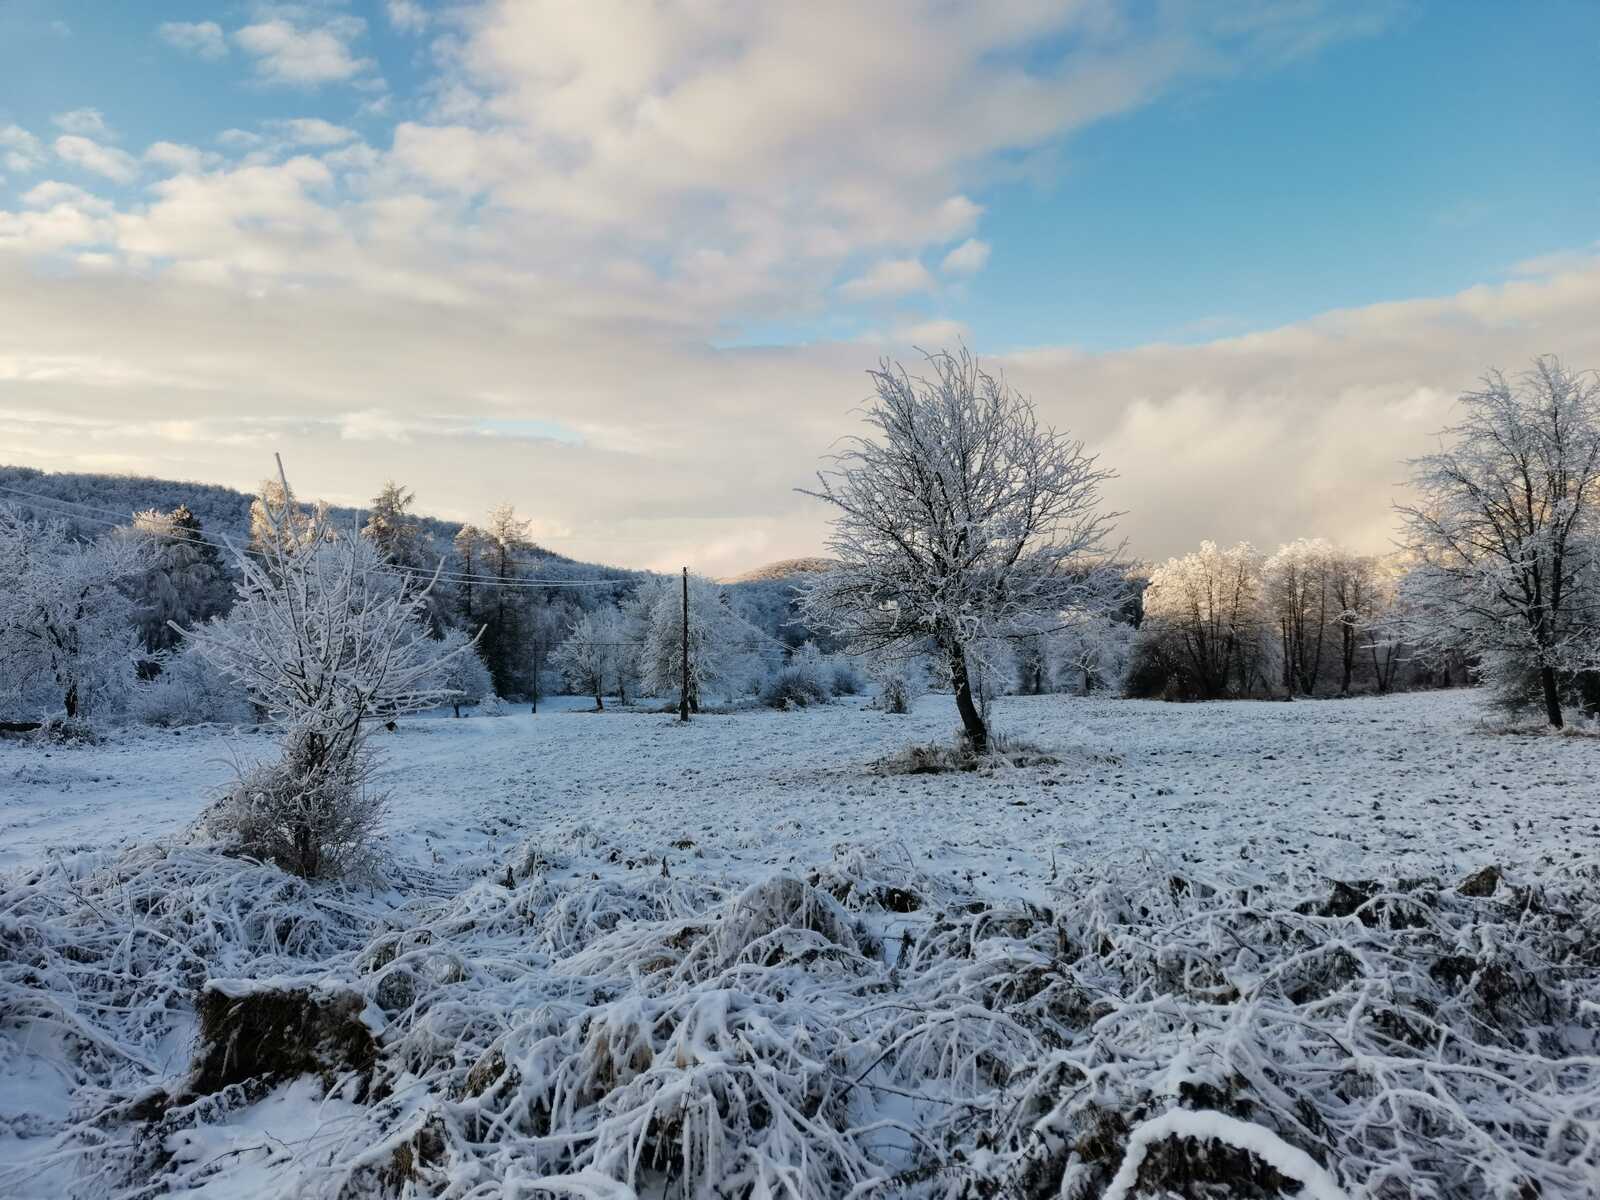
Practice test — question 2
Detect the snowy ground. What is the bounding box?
[4,689,1596,892]
[2,689,1598,1197]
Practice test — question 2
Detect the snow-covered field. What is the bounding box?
[3,690,1599,1197]
[5,689,1596,893]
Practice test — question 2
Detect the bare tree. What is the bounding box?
[799,348,1122,753]
[1397,356,1600,728]
[182,460,468,877]
[1327,549,1379,695]
[1140,541,1266,699]
[1264,538,1333,695]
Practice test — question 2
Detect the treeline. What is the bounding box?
[0,469,837,725]
[1124,538,1463,701]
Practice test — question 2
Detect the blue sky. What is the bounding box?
[3,2,1594,354]
[1,1,1598,573]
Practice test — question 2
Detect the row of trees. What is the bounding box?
[1132,539,1413,701]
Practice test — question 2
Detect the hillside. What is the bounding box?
[0,464,576,566]
[720,556,837,584]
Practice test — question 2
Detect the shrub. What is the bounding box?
[201,734,384,880]
[31,714,100,746]
[760,667,831,709]
[829,661,864,695]
[131,646,253,728]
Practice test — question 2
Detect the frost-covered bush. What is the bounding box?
[829,660,864,695]
[179,464,465,879]
[760,666,830,709]
[871,654,925,713]
[476,693,510,717]
[131,643,253,727]
[426,627,493,717]
[201,735,385,880]
[761,642,837,708]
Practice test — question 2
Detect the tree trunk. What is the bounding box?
[594,690,604,712]
[948,647,987,754]
[63,683,78,720]
[453,701,461,718]
[1540,666,1564,729]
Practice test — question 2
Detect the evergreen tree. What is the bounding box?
[125,505,233,655]
[363,481,443,630]
[477,504,534,697]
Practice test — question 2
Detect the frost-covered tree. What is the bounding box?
[248,475,329,561]
[363,481,445,633]
[552,611,611,710]
[1140,541,1267,699]
[637,574,767,710]
[1327,549,1380,695]
[477,505,536,698]
[427,626,494,717]
[181,462,465,878]
[1051,611,1135,694]
[1263,538,1333,695]
[361,481,426,568]
[799,349,1122,753]
[594,606,637,704]
[451,523,489,630]
[122,505,233,656]
[1397,357,1600,728]
[0,504,146,722]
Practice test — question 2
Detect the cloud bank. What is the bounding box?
[3,0,1594,577]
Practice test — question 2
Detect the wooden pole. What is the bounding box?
[678,566,690,721]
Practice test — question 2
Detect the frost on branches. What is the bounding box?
[0,502,146,725]
[1397,356,1600,727]
[632,573,768,710]
[180,463,470,878]
[799,348,1124,752]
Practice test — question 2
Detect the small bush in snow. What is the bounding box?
[760,666,831,709]
[30,714,100,746]
[131,645,253,728]
[203,735,385,880]
[829,661,864,695]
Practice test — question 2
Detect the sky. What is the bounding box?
[1,0,1597,577]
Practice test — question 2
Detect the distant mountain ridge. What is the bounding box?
[0,464,576,566]
[721,557,837,584]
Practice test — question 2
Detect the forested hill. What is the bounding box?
[0,463,578,566]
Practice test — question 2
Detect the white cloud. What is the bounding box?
[0,0,1469,579]
[266,118,358,147]
[21,181,111,213]
[235,17,374,86]
[386,1,429,34]
[158,20,227,61]
[939,237,990,275]
[890,317,969,346]
[839,258,936,300]
[51,108,112,139]
[144,142,219,175]
[0,125,46,174]
[52,136,138,183]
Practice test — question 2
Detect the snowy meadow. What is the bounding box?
[3,690,1599,1197]
[4,355,1600,1197]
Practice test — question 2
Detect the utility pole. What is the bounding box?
[678,566,690,721]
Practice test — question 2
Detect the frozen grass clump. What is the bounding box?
[8,833,1600,1199]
